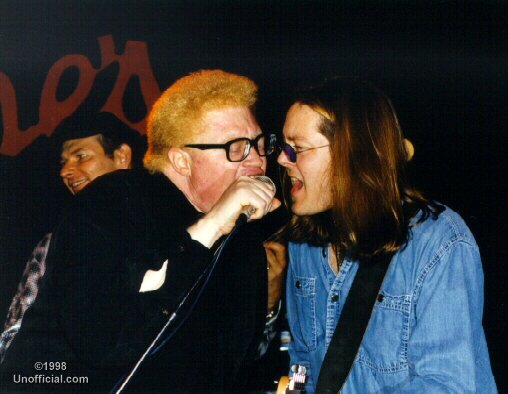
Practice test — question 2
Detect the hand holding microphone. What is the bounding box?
[187,175,280,248]
[236,176,278,226]
[210,174,280,231]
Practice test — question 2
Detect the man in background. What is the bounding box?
[0,111,145,363]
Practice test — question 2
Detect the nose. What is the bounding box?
[60,161,75,179]
[243,144,264,166]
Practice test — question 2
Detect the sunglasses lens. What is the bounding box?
[283,144,297,162]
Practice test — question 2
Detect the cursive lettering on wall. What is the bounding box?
[0,35,161,156]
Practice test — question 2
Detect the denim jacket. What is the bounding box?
[286,207,497,393]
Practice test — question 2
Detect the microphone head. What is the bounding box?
[252,175,276,193]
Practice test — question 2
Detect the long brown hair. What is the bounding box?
[277,77,443,260]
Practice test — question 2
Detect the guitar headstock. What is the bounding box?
[276,364,307,394]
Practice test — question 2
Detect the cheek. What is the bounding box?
[195,154,231,179]
[193,157,239,193]
[82,159,115,180]
[211,164,240,191]
[83,163,103,180]
[317,168,334,208]
[302,158,332,194]
[261,157,267,172]
[193,166,239,211]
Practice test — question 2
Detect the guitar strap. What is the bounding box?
[315,251,394,394]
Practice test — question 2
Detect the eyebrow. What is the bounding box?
[190,132,265,146]
[284,135,308,145]
[60,147,89,161]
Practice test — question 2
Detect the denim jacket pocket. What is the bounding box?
[293,276,317,352]
[357,292,411,373]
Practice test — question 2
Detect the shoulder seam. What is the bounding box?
[412,237,477,306]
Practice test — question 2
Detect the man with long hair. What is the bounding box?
[276,77,496,392]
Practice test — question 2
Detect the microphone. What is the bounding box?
[254,175,277,190]
[236,176,276,226]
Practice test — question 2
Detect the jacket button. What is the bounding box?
[295,280,301,289]
[377,294,384,303]
[331,294,339,303]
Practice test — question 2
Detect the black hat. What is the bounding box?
[52,61,147,166]
[54,111,143,148]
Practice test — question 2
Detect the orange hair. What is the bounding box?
[144,69,257,173]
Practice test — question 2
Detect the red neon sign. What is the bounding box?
[0,35,161,156]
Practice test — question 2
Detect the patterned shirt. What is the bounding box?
[0,233,51,362]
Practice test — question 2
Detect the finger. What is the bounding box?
[224,177,277,221]
[252,192,280,218]
[238,175,274,189]
[250,176,276,192]
[232,178,275,204]
[268,198,281,212]
[238,188,275,217]
[241,175,276,195]
[248,191,276,215]
[263,240,284,250]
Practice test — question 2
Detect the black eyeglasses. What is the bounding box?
[184,134,277,162]
[279,142,330,163]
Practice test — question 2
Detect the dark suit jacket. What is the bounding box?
[1,170,270,393]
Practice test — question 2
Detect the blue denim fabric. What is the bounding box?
[286,207,497,393]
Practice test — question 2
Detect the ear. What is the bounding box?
[113,144,133,169]
[166,147,192,177]
[403,138,415,162]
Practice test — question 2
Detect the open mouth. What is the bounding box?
[290,176,304,194]
[69,178,88,192]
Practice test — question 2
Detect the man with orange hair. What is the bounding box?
[1,70,281,393]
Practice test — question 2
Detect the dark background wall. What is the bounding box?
[0,0,506,391]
